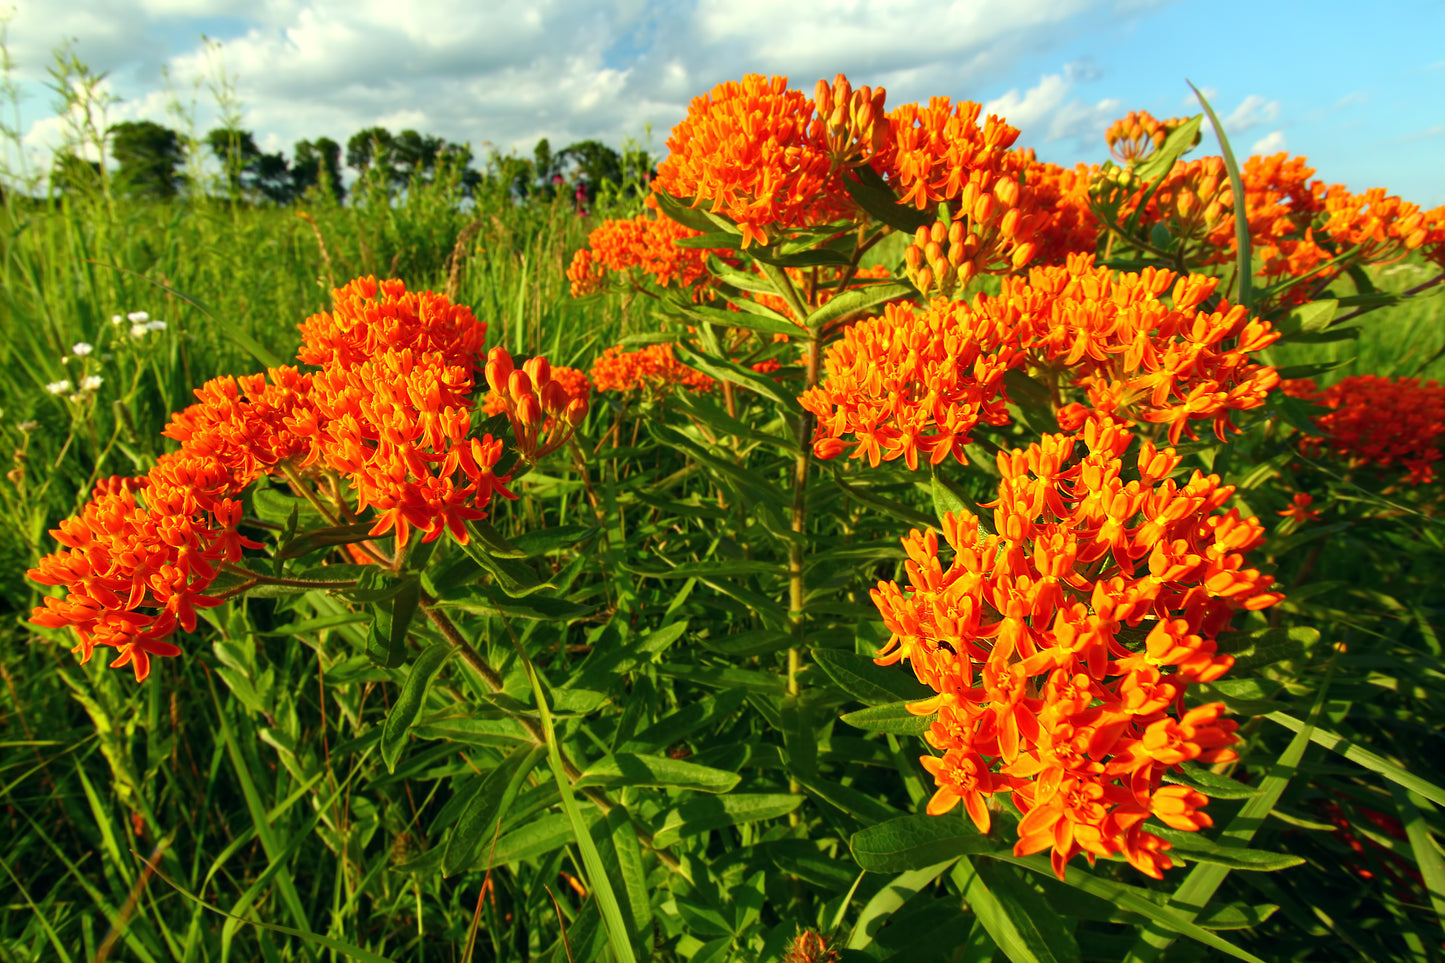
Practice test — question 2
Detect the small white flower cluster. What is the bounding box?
[111,310,168,339]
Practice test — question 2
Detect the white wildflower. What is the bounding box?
[126,310,150,323]
[131,324,150,339]
[110,314,124,325]
[146,320,167,332]
[72,342,94,357]
[45,379,73,395]
[81,375,103,391]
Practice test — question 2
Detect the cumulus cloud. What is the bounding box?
[7,0,1146,176]
[983,63,1120,150]
[1251,130,1286,154]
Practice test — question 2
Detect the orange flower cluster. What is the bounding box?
[1286,375,1445,485]
[1104,110,1195,164]
[1004,256,1280,444]
[1114,150,1439,307]
[29,463,257,682]
[799,299,1016,469]
[565,211,727,300]
[590,343,714,397]
[482,350,590,461]
[297,277,485,374]
[870,417,1282,879]
[652,74,859,249]
[804,255,1280,468]
[29,278,526,680]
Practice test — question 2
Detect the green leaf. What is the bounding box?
[651,190,739,236]
[811,648,932,705]
[932,469,972,523]
[1162,763,1260,801]
[510,525,599,557]
[367,578,421,669]
[1218,625,1319,674]
[955,858,1082,963]
[842,164,934,234]
[380,641,452,773]
[851,814,1007,872]
[801,280,916,333]
[489,812,574,864]
[652,794,804,848]
[1190,85,1250,308]
[1390,785,1445,940]
[1280,298,1338,335]
[846,860,958,950]
[840,701,934,735]
[575,753,742,794]
[442,743,546,876]
[1150,827,1304,871]
[673,344,805,415]
[1266,711,1445,807]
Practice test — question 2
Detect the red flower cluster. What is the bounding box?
[1285,375,1445,485]
[805,256,1280,468]
[590,343,714,397]
[870,416,1281,878]
[29,278,529,680]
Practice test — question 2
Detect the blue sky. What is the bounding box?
[5,0,1442,205]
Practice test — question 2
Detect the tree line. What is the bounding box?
[47,120,653,206]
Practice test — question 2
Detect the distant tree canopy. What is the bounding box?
[346,126,481,196]
[292,138,345,203]
[46,118,648,209]
[109,120,185,200]
[205,128,294,204]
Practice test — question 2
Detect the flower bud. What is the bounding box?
[517,392,543,428]
[524,355,551,387]
[564,396,589,427]
[541,380,568,414]
[508,369,533,399]
[486,347,514,391]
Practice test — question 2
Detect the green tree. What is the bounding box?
[292,137,345,202]
[109,120,185,199]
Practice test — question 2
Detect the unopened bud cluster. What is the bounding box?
[811,73,888,172]
[485,348,589,462]
[905,176,1040,297]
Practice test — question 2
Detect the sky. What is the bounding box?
[3,0,1443,205]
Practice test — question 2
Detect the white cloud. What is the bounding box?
[1251,130,1286,154]
[1222,94,1279,133]
[983,65,1120,149]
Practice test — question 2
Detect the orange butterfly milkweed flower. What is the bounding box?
[871,416,1280,879]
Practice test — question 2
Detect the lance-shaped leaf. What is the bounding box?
[811,648,932,705]
[367,578,421,669]
[850,814,1007,872]
[442,743,546,876]
[576,753,742,794]
[381,641,453,772]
